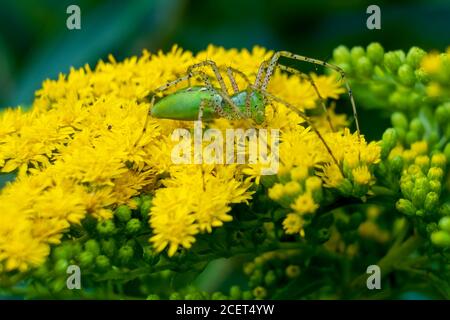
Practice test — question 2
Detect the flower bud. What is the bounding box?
[95,255,110,270]
[400,179,414,199]
[431,230,450,247]
[429,180,442,194]
[424,192,439,212]
[338,178,353,196]
[54,259,69,275]
[389,155,404,173]
[405,131,419,145]
[96,219,117,236]
[78,251,94,267]
[428,167,444,181]
[356,56,373,77]
[264,270,278,287]
[391,112,409,130]
[431,153,447,169]
[286,265,301,278]
[85,239,100,256]
[118,245,134,263]
[406,46,426,68]
[350,46,365,64]
[242,291,254,300]
[367,42,384,64]
[115,205,132,222]
[415,155,430,173]
[435,103,450,125]
[333,45,351,64]
[409,118,424,136]
[229,286,242,299]
[384,51,402,73]
[439,217,450,233]
[445,143,450,161]
[140,199,152,220]
[398,64,416,86]
[126,218,142,235]
[169,292,183,300]
[252,286,267,299]
[146,294,160,300]
[396,199,416,216]
[381,128,398,158]
[101,238,116,257]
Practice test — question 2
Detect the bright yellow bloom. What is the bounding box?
[283,213,303,234]
[291,192,319,214]
[352,165,372,185]
[421,52,441,74]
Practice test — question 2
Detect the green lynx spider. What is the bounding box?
[144,51,361,167]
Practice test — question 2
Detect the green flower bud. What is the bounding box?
[243,262,256,275]
[146,294,160,300]
[384,51,402,73]
[337,62,352,74]
[264,270,278,287]
[84,239,100,256]
[286,265,301,278]
[185,292,204,300]
[435,104,450,125]
[415,155,430,173]
[429,180,442,194]
[439,203,450,216]
[118,245,134,263]
[249,269,263,287]
[396,199,416,216]
[140,199,152,219]
[416,209,424,217]
[439,217,450,232]
[96,219,117,236]
[389,155,404,173]
[367,42,384,64]
[431,153,447,169]
[229,286,242,299]
[424,192,439,212]
[338,178,353,196]
[242,291,254,300]
[350,46,365,64]
[252,286,267,300]
[125,218,142,235]
[333,45,351,64]
[211,292,228,300]
[51,278,66,293]
[398,64,416,86]
[400,179,414,199]
[405,131,419,145]
[54,259,69,275]
[409,118,424,136]
[52,244,72,261]
[431,231,450,247]
[356,56,373,77]
[381,128,398,158]
[428,167,444,181]
[101,238,116,257]
[391,112,409,130]
[78,251,94,267]
[169,292,183,300]
[115,205,132,222]
[95,255,110,270]
[415,68,429,83]
[406,46,426,69]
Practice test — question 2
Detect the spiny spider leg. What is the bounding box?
[187,60,229,94]
[276,65,334,132]
[250,85,343,175]
[262,51,360,138]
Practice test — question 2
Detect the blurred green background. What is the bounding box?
[0,0,449,119]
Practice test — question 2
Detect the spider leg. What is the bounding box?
[262,51,360,138]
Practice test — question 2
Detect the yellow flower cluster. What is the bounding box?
[420,48,450,99]
[0,44,367,271]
